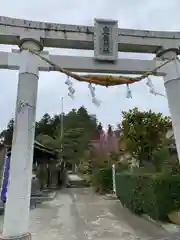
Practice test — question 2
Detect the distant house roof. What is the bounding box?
[3,140,57,157]
[34,140,57,155]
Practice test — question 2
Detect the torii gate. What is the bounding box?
[0,16,180,239]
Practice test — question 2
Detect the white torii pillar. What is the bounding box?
[0,38,43,240]
[157,49,180,163]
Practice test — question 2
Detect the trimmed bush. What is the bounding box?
[116,172,180,220]
[92,167,112,193]
[116,162,129,172]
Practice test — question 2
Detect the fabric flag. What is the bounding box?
[1,155,11,202]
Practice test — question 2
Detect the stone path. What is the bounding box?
[68,174,83,182]
[0,187,178,239]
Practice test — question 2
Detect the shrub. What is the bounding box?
[92,167,112,194]
[116,172,180,220]
[116,162,129,172]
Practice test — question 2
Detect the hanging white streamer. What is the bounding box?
[126,84,132,98]
[146,77,156,95]
[68,86,75,95]
[65,77,73,86]
[68,92,75,99]
[92,97,101,107]
[88,83,96,98]
[146,77,166,97]
[88,83,101,106]
[65,76,75,99]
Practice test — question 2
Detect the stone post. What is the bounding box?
[157,48,180,163]
[1,38,43,239]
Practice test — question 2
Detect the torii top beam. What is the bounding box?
[1,16,180,53]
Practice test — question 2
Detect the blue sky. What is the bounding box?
[0,0,180,132]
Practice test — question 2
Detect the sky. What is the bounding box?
[0,0,180,132]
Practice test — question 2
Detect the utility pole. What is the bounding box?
[56,97,64,168]
[60,97,68,186]
[60,97,64,164]
[60,97,64,163]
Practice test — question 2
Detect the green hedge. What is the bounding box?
[92,167,112,193]
[116,172,180,220]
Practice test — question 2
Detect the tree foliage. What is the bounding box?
[121,107,171,166]
[0,106,98,165]
[0,119,14,145]
[0,106,174,172]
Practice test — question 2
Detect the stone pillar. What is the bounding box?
[157,48,180,163]
[1,39,43,239]
[50,162,58,188]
